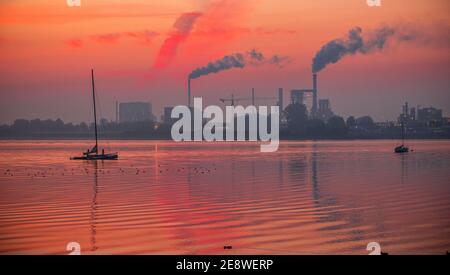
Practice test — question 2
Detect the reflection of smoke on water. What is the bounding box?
[288,155,307,183]
[90,161,99,252]
[311,147,319,202]
[307,144,338,215]
[307,143,367,245]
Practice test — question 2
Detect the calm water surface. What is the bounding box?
[0,140,449,254]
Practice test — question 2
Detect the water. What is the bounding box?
[0,140,449,255]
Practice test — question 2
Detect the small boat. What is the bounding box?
[394,145,409,153]
[394,120,409,154]
[70,149,118,160]
[71,69,118,160]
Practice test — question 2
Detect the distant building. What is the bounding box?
[162,106,174,124]
[398,102,417,123]
[444,117,450,126]
[119,102,154,123]
[290,90,306,105]
[376,121,395,128]
[410,107,416,121]
[316,99,334,121]
[417,106,443,126]
[398,102,444,127]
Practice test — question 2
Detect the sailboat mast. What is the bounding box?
[401,120,405,146]
[91,69,98,154]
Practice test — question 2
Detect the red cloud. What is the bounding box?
[89,33,122,44]
[153,12,202,69]
[65,30,158,48]
[191,27,296,37]
[89,30,158,46]
[65,39,83,48]
[152,1,258,70]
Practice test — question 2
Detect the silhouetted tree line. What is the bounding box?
[1,104,448,139]
[0,118,168,139]
[281,102,449,139]
[282,102,348,138]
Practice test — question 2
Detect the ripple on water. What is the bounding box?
[0,140,449,254]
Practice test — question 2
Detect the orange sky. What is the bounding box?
[0,0,449,123]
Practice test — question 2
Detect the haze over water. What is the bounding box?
[0,140,449,254]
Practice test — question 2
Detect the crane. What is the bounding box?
[219,94,278,106]
[219,94,241,106]
[220,89,278,106]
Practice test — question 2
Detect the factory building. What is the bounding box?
[288,73,319,117]
[162,106,174,124]
[290,90,306,105]
[417,106,443,126]
[119,102,155,123]
[316,99,334,121]
[398,102,444,127]
[399,102,416,122]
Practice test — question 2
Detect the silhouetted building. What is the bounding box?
[410,107,416,121]
[115,101,119,123]
[278,88,283,111]
[162,107,174,124]
[403,101,410,118]
[290,90,305,105]
[119,102,154,123]
[317,99,334,122]
[444,117,450,125]
[417,106,443,126]
[398,101,417,123]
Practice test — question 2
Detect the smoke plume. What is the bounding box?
[312,27,398,73]
[310,25,434,73]
[153,12,202,69]
[189,49,289,79]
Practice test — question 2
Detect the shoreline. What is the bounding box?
[1,137,449,141]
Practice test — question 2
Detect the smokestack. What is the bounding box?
[188,78,191,107]
[115,101,119,123]
[278,88,283,111]
[252,88,255,106]
[189,49,290,80]
[312,74,317,117]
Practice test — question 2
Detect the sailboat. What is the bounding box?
[394,120,409,153]
[71,69,118,160]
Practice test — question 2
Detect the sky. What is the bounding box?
[0,0,449,124]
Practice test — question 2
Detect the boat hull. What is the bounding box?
[394,146,409,153]
[71,153,118,160]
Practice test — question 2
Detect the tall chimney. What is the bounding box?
[312,73,317,117]
[188,78,191,107]
[115,101,119,123]
[278,88,283,111]
[252,88,255,106]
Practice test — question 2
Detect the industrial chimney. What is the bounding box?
[312,74,318,117]
[252,88,255,106]
[188,78,191,107]
[278,88,283,111]
[115,101,119,123]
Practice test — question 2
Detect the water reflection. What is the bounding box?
[310,143,320,203]
[0,140,449,254]
[400,153,408,184]
[308,143,342,230]
[90,161,98,252]
[277,159,284,186]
